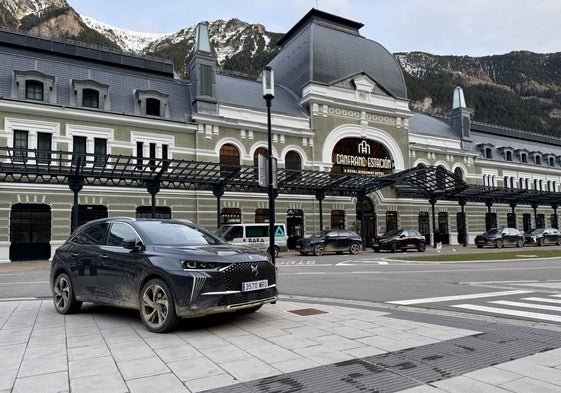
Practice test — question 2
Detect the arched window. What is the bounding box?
[285,151,301,171]
[220,144,240,177]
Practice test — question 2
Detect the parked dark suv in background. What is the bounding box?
[524,228,561,246]
[474,228,524,248]
[372,229,426,253]
[295,229,362,256]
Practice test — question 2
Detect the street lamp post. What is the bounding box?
[263,66,275,264]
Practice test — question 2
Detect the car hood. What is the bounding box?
[152,244,267,262]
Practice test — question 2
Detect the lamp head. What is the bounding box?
[262,66,274,99]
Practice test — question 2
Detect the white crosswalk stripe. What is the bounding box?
[389,290,561,324]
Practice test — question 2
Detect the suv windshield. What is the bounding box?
[137,221,224,246]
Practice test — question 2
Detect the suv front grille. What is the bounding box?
[222,261,276,291]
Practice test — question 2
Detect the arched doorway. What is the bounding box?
[356,198,376,247]
[10,203,51,261]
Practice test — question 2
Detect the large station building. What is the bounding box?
[2,9,561,262]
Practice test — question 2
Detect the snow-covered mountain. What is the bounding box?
[80,15,171,53]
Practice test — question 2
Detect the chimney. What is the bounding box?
[188,22,217,114]
[450,86,471,140]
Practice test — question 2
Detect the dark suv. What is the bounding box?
[474,228,524,248]
[372,229,426,253]
[524,228,561,246]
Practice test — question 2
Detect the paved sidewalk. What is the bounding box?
[1,295,561,392]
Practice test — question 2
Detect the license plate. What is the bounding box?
[242,279,268,292]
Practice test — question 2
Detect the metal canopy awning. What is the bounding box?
[0,148,395,197]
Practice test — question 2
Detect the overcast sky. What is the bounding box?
[67,0,561,56]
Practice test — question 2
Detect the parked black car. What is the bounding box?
[474,228,524,248]
[524,228,561,246]
[372,229,426,253]
[295,229,362,256]
[50,218,278,333]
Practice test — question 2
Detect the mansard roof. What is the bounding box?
[269,9,407,100]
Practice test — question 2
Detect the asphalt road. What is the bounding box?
[2,246,561,326]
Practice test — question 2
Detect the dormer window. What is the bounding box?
[521,153,527,163]
[82,89,99,108]
[535,155,541,165]
[134,90,169,119]
[146,98,161,116]
[485,147,492,159]
[71,80,109,110]
[14,70,56,103]
[478,143,494,159]
[25,80,44,101]
[506,151,513,161]
[549,156,555,167]
[498,147,513,162]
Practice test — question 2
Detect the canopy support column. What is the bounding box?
[213,185,224,230]
[531,202,539,227]
[459,198,467,247]
[357,193,366,250]
[316,191,325,232]
[146,180,160,218]
[552,203,559,229]
[429,198,437,248]
[69,176,84,233]
[485,200,494,231]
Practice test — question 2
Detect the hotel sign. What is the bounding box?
[332,139,394,175]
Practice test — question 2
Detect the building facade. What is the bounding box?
[1,9,561,262]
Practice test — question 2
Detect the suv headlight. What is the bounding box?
[182,261,222,270]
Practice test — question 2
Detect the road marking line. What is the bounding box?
[522,297,561,304]
[0,281,50,285]
[452,303,561,323]
[490,300,561,312]
[386,290,533,305]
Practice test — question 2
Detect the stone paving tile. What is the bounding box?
[184,373,239,393]
[245,343,303,363]
[219,357,279,382]
[199,343,250,363]
[0,369,18,391]
[70,371,128,393]
[152,343,201,363]
[22,342,66,360]
[126,372,190,393]
[266,333,317,350]
[499,376,561,393]
[117,356,170,380]
[462,366,524,386]
[168,355,226,381]
[293,344,354,365]
[17,354,67,378]
[69,355,119,379]
[496,359,561,386]
[12,371,69,393]
[67,343,111,361]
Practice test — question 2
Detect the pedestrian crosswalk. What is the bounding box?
[387,290,561,324]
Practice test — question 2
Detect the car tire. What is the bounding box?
[267,246,280,258]
[390,242,398,253]
[537,238,544,247]
[418,242,426,252]
[139,278,178,333]
[52,272,82,314]
[495,240,504,248]
[517,239,524,248]
[349,242,361,255]
[313,244,325,256]
[299,251,309,256]
[373,247,380,253]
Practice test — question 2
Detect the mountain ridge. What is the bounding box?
[1,0,560,136]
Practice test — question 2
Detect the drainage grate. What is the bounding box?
[203,312,561,393]
[288,308,328,316]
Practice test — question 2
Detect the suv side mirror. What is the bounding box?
[122,239,143,251]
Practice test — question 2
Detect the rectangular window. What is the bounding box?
[13,130,29,162]
[73,136,87,164]
[146,98,160,116]
[136,141,143,169]
[149,142,156,170]
[201,64,213,96]
[37,132,52,164]
[162,144,168,162]
[94,138,107,167]
[25,80,43,101]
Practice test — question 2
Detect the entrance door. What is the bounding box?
[287,209,304,249]
[356,198,376,247]
[438,212,449,245]
[418,212,430,244]
[10,204,51,261]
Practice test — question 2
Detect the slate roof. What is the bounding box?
[215,74,308,117]
[408,113,460,140]
[269,9,407,100]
